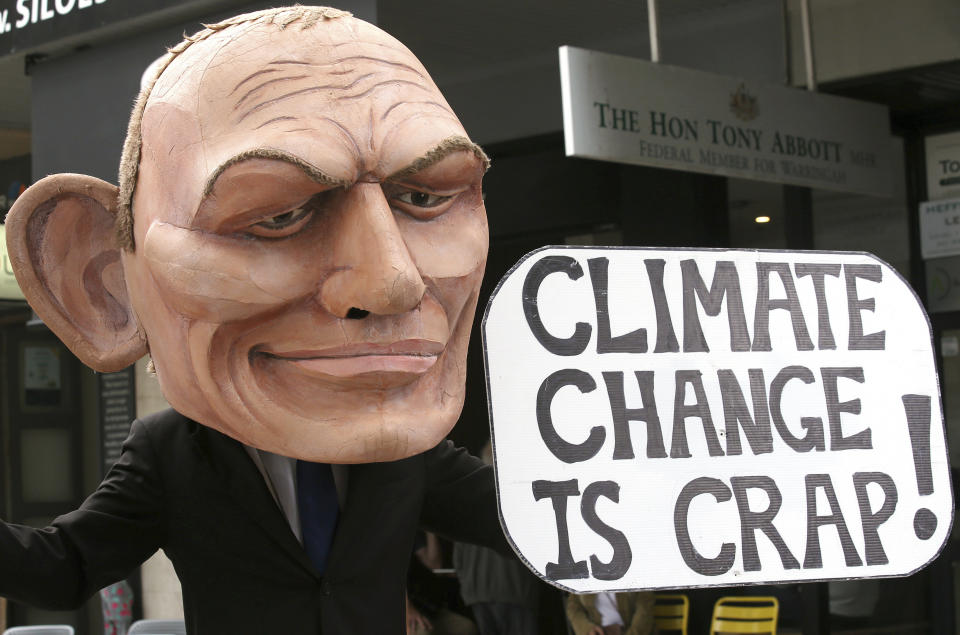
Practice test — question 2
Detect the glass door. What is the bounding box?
[2,325,85,630]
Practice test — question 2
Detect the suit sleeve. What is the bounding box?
[565,593,598,635]
[419,440,510,555]
[0,418,166,610]
[623,592,655,635]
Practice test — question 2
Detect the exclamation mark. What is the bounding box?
[902,394,937,540]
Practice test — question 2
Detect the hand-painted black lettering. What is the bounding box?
[718,369,774,456]
[902,394,938,540]
[753,262,814,352]
[674,477,736,576]
[680,260,750,353]
[731,476,800,571]
[670,370,724,458]
[645,259,680,353]
[588,257,647,353]
[795,263,841,350]
[769,366,825,452]
[821,367,871,450]
[602,371,667,460]
[844,264,885,350]
[803,474,863,569]
[581,480,632,580]
[903,394,934,495]
[536,369,604,463]
[522,255,591,356]
[532,479,589,580]
[853,472,897,565]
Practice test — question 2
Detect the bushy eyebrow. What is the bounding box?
[203,148,351,197]
[203,135,490,198]
[388,136,490,180]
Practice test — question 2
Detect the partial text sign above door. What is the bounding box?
[559,47,895,197]
[0,0,197,56]
[484,246,949,592]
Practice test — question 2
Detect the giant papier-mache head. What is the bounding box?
[5,6,489,462]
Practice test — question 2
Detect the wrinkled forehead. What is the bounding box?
[150,16,426,103]
[146,17,461,147]
[137,16,468,219]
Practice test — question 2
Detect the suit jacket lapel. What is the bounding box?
[191,424,319,578]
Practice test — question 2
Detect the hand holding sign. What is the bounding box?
[483,247,951,592]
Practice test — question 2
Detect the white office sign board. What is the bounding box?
[925,131,960,201]
[920,197,960,260]
[559,47,894,197]
[484,246,951,592]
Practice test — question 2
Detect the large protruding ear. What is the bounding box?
[5,174,147,372]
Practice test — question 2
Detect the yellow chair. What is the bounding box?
[710,596,779,634]
[653,593,689,634]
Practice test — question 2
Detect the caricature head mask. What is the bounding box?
[4,6,489,462]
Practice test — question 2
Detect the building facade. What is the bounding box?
[0,0,957,632]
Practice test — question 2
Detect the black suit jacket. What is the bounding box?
[0,408,507,633]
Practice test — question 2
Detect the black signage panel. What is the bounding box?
[99,365,136,476]
[0,0,198,56]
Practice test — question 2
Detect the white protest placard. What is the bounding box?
[484,247,951,592]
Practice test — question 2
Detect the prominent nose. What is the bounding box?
[319,183,426,318]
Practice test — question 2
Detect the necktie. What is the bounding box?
[296,460,339,574]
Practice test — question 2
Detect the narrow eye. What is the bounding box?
[247,206,313,238]
[394,190,452,208]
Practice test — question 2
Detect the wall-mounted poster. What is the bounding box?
[23,343,60,407]
[925,130,960,201]
[919,197,960,260]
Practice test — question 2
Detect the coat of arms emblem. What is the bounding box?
[730,83,759,121]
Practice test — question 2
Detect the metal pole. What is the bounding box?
[648,0,661,63]
[781,0,793,85]
[800,0,816,90]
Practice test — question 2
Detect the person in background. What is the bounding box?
[99,580,134,635]
[565,591,655,635]
[453,443,541,635]
[829,579,880,629]
[408,531,478,635]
